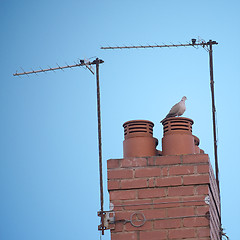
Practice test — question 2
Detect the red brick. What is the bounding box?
[109,200,122,210]
[168,186,194,197]
[111,232,137,240]
[155,155,181,165]
[110,190,136,200]
[183,174,209,185]
[182,196,206,206]
[115,211,134,220]
[210,225,220,240]
[121,157,147,168]
[169,165,194,175]
[108,180,120,190]
[196,206,210,215]
[138,188,165,199]
[107,159,120,169]
[147,157,155,166]
[139,230,167,240]
[123,199,152,210]
[121,179,147,189]
[167,206,195,217]
[168,228,196,239]
[197,227,210,237]
[110,204,123,211]
[201,237,211,239]
[156,176,182,187]
[195,185,209,195]
[162,167,168,176]
[124,220,152,231]
[108,169,133,180]
[209,177,219,197]
[183,217,209,227]
[182,154,209,164]
[135,167,161,178]
[153,197,181,208]
[154,219,181,229]
[197,164,210,174]
[143,208,166,219]
[209,178,220,209]
[111,221,124,232]
[148,178,155,187]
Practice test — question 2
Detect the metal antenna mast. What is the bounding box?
[13,58,106,235]
[101,39,220,192]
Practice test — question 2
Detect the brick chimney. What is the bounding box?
[106,117,221,239]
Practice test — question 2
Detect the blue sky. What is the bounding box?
[1,0,240,239]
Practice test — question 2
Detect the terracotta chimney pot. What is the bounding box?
[123,120,158,158]
[161,117,195,155]
[193,135,201,154]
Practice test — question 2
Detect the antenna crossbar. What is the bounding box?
[101,40,218,50]
[13,59,103,76]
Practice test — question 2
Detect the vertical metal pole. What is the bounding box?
[209,40,222,239]
[96,58,104,235]
[209,41,220,192]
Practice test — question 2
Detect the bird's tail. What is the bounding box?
[161,113,176,123]
[165,113,176,119]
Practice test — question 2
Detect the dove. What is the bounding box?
[161,96,187,123]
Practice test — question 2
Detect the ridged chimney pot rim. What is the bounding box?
[161,117,194,125]
[123,119,154,127]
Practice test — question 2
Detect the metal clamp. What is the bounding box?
[98,210,115,231]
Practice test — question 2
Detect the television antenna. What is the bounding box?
[13,57,107,235]
[101,38,220,193]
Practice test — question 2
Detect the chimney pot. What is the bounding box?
[123,120,158,158]
[161,117,195,155]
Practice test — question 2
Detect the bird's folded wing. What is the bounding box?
[165,103,180,118]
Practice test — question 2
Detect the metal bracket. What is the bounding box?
[98,211,115,231]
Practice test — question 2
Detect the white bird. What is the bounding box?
[161,96,187,122]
